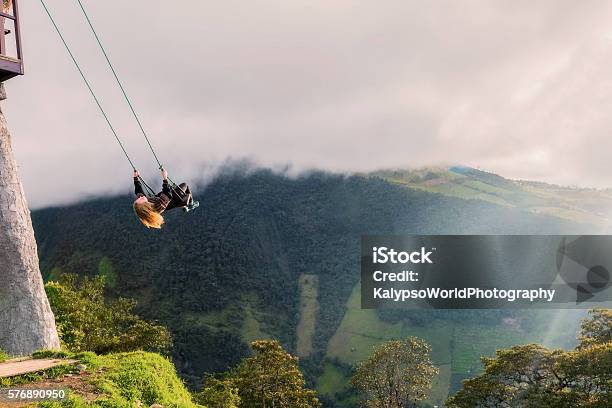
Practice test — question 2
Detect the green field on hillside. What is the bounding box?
[296,274,320,357]
[373,167,612,224]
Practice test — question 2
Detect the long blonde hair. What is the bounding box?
[133,200,164,229]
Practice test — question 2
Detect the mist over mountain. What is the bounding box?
[31,166,604,406]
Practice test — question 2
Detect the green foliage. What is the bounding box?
[97,256,117,289]
[39,396,89,408]
[0,348,8,362]
[194,375,240,408]
[447,309,612,408]
[91,351,201,407]
[579,308,612,348]
[33,349,73,359]
[227,340,320,407]
[37,351,202,408]
[351,337,438,408]
[45,274,171,355]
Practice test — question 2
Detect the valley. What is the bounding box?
[30,166,605,406]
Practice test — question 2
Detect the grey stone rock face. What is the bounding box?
[0,92,60,355]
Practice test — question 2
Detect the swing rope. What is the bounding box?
[38,0,138,172]
[40,0,174,196]
[74,0,164,171]
[74,0,186,196]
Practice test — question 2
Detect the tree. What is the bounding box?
[446,309,612,408]
[0,88,60,355]
[45,273,171,354]
[227,340,320,408]
[578,308,612,348]
[446,344,564,407]
[351,337,439,408]
[194,375,241,408]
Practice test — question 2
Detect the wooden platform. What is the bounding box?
[0,358,77,378]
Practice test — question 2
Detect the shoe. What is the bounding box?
[184,201,200,212]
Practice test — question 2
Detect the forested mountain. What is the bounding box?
[31,167,604,407]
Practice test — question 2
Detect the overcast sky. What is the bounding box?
[5,0,612,208]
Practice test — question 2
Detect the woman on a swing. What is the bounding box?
[133,168,199,229]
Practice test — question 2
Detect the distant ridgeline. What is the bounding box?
[31,167,602,407]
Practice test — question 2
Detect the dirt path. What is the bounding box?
[0,359,77,378]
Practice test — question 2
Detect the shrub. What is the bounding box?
[45,274,171,355]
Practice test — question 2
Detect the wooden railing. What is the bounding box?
[0,0,22,81]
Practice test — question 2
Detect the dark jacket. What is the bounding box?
[134,177,171,213]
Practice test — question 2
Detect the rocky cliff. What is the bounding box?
[0,86,60,355]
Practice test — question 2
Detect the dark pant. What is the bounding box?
[167,183,192,210]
